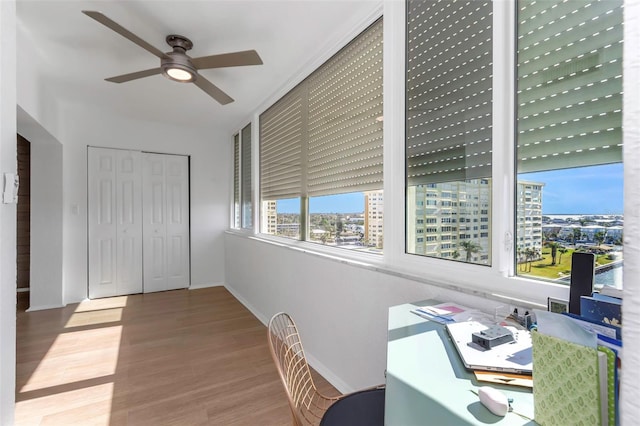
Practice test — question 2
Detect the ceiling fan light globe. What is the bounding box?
[166,67,194,82]
[161,53,197,83]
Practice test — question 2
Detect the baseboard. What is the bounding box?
[26,303,65,312]
[223,284,270,325]
[304,352,355,394]
[223,284,354,394]
[189,282,225,290]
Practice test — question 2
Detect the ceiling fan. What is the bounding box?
[82,10,263,105]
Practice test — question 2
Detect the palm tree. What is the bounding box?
[459,241,481,263]
[594,231,606,247]
[558,246,568,264]
[548,242,560,265]
[524,248,540,272]
[572,228,582,245]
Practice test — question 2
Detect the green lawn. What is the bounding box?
[518,248,614,280]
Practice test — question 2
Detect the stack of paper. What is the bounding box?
[410,302,485,324]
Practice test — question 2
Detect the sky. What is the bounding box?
[277,193,365,214]
[519,163,623,215]
[276,163,624,215]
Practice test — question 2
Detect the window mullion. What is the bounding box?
[492,0,516,277]
[300,196,309,241]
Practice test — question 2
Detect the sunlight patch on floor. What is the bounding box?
[73,296,129,312]
[65,307,123,328]
[15,381,115,426]
[20,325,123,393]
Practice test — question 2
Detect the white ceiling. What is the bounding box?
[16,0,380,133]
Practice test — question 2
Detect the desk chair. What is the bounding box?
[267,312,385,426]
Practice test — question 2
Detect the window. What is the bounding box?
[260,19,383,252]
[405,0,493,265]
[233,133,240,228]
[232,124,253,230]
[516,0,624,288]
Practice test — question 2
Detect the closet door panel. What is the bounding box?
[165,155,190,290]
[89,148,143,298]
[143,154,168,293]
[88,148,118,298]
[142,153,190,293]
[115,150,143,295]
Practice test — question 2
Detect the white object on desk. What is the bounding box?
[446,321,533,374]
[478,386,509,417]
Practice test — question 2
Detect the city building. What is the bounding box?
[407,180,492,263]
[364,190,384,249]
[262,200,277,235]
[516,181,545,256]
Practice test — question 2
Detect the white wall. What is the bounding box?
[53,102,230,304]
[17,106,64,311]
[31,139,63,308]
[621,1,640,424]
[0,1,17,423]
[15,100,230,307]
[225,233,513,393]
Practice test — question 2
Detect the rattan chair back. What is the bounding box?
[268,312,339,426]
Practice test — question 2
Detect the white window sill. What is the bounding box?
[225,230,569,310]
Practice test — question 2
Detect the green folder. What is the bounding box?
[598,345,616,426]
[532,331,607,425]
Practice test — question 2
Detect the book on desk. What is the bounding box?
[532,309,620,426]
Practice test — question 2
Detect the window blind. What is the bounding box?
[306,19,384,197]
[260,19,383,200]
[233,133,240,228]
[406,1,493,187]
[241,124,253,229]
[260,88,304,200]
[516,0,623,173]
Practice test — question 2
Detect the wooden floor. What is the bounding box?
[15,287,338,425]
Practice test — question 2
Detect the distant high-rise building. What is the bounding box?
[516,181,544,257]
[262,200,277,235]
[407,180,492,263]
[364,190,384,249]
[406,179,544,264]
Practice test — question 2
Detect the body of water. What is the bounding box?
[596,264,623,288]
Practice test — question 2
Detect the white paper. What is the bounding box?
[534,309,598,348]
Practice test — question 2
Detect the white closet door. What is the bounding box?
[115,150,143,295]
[164,155,190,290]
[88,148,143,298]
[143,153,190,293]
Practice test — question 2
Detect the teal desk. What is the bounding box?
[385,302,536,425]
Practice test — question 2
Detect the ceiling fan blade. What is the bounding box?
[193,75,234,105]
[191,50,263,70]
[105,68,163,83]
[82,11,168,59]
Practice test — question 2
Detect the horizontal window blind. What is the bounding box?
[306,19,384,197]
[406,1,493,186]
[260,89,305,200]
[516,0,623,173]
[260,18,383,200]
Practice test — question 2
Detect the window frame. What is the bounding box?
[257,17,384,251]
[388,0,569,305]
[233,0,633,308]
[230,124,256,232]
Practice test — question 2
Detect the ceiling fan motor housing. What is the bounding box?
[161,35,197,82]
